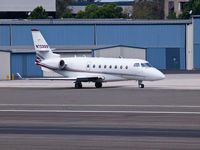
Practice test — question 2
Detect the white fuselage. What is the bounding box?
[49,57,165,82]
[31,29,165,88]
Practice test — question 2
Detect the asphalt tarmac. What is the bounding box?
[0,112,200,150]
[0,74,200,150]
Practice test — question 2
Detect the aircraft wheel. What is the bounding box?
[95,82,102,88]
[139,84,144,88]
[138,80,144,88]
[75,82,82,89]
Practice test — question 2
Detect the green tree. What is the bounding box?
[60,12,72,18]
[101,3,123,18]
[56,0,73,18]
[28,6,48,19]
[179,0,200,19]
[76,10,86,18]
[85,4,99,18]
[76,3,124,19]
[132,0,164,19]
[167,12,177,19]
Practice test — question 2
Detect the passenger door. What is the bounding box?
[166,48,180,70]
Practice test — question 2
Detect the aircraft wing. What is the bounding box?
[16,73,104,82]
[28,77,76,81]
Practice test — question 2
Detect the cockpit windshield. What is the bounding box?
[141,63,152,67]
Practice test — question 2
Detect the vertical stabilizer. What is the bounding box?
[31,29,59,59]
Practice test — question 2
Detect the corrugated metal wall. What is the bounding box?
[194,18,200,69]
[180,48,186,69]
[0,25,10,46]
[96,25,186,69]
[0,22,190,73]
[147,48,166,69]
[11,53,42,77]
[11,25,94,46]
[147,48,185,70]
[96,25,185,48]
[10,24,186,48]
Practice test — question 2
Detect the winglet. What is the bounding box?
[16,73,23,80]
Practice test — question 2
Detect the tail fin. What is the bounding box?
[31,29,59,60]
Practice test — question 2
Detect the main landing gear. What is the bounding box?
[75,82,82,89]
[95,82,102,88]
[138,80,144,88]
[74,81,103,89]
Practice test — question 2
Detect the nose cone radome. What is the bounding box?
[145,68,165,81]
[154,69,165,80]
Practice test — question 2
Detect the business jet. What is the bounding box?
[27,29,165,89]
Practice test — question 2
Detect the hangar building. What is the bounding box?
[0,17,200,79]
[69,1,133,17]
[0,0,56,19]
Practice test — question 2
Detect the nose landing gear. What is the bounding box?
[138,80,144,88]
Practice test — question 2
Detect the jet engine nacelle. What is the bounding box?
[41,59,66,70]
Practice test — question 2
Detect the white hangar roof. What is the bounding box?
[0,0,56,12]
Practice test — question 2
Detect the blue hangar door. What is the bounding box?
[11,53,43,78]
[166,48,180,70]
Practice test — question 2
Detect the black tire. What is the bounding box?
[95,82,102,88]
[75,82,82,89]
[139,84,144,88]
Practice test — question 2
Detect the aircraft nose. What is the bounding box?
[155,69,165,80]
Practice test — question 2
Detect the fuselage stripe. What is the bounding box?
[36,63,144,78]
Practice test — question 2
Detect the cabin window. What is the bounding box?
[93,64,95,68]
[99,65,101,68]
[104,65,107,69]
[109,65,112,69]
[115,65,117,69]
[134,63,140,67]
[87,64,90,68]
[125,66,128,69]
[120,66,123,69]
[141,63,152,67]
